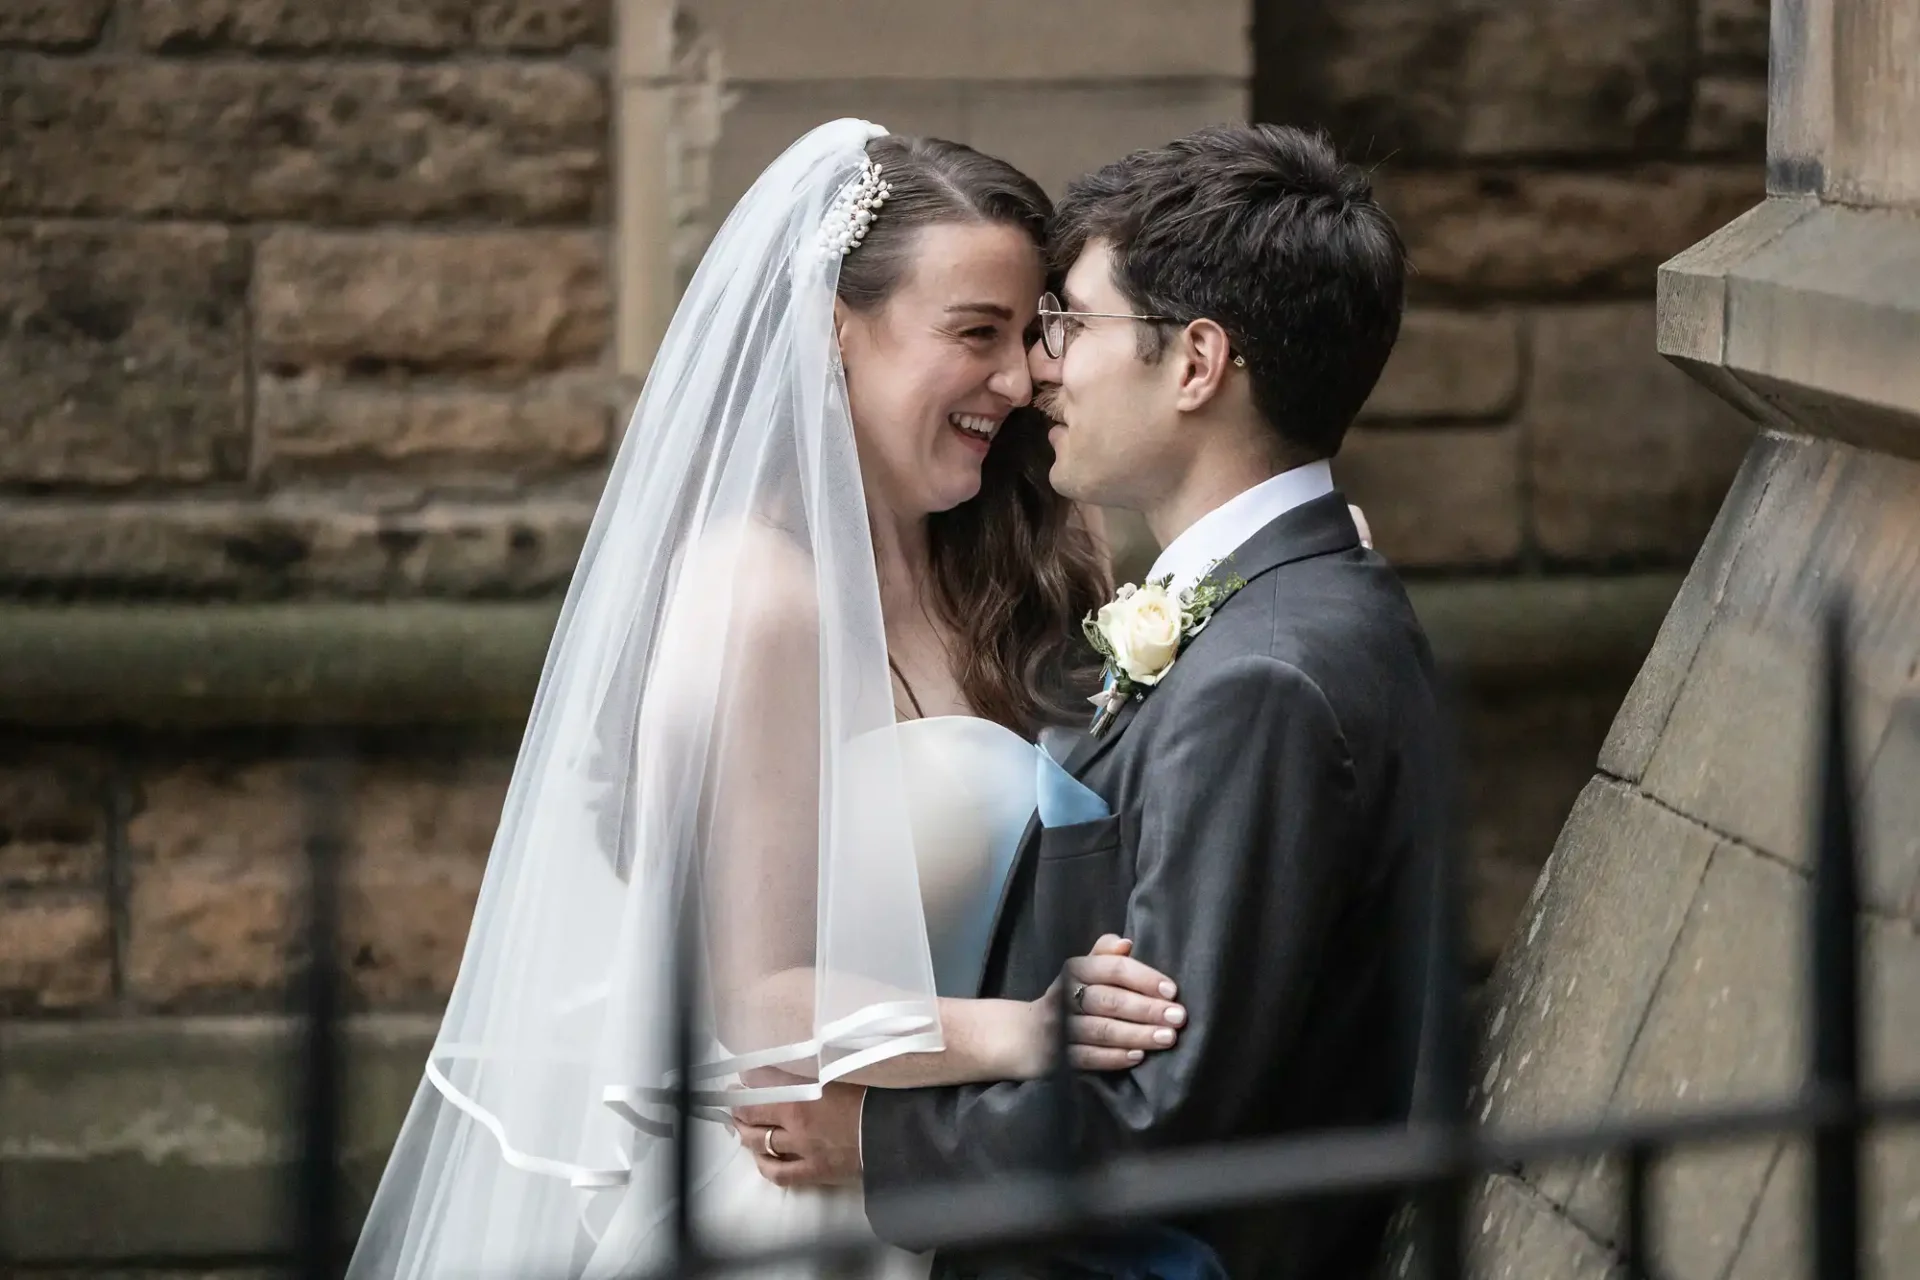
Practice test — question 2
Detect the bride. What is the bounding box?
[348,120,1194,1280]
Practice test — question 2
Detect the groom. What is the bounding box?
[741,124,1439,1279]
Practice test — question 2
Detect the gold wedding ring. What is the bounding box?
[762,1126,782,1160]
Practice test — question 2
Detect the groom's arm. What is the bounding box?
[861,653,1361,1245]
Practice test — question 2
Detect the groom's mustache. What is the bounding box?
[1033,388,1065,424]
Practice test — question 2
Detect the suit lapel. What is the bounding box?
[1062,492,1361,781]
[1060,685,1145,778]
[1201,489,1361,592]
[971,491,1362,995]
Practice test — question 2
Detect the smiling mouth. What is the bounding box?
[949,412,1000,443]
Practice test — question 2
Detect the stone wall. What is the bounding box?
[0,731,512,1017]
[0,0,1774,991]
[1281,0,1768,577]
[1255,0,1772,960]
[0,0,615,599]
[0,2,1784,1261]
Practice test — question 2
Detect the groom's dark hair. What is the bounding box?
[1050,123,1405,459]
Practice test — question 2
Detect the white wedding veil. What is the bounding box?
[348,118,942,1279]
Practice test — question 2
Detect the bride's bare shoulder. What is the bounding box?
[666,518,821,650]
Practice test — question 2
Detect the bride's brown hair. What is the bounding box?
[836,135,1110,735]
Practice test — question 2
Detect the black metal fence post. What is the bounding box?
[672,873,701,1279]
[1621,1142,1653,1279]
[1810,600,1864,1280]
[1411,680,1471,1280]
[295,736,351,1280]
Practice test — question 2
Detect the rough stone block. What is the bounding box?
[1870,1128,1920,1275]
[0,750,107,890]
[1467,1173,1624,1280]
[0,1016,435,1260]
[1332,427,1523,567]
[1689,75,1770,155]
[133,0,609,51]
[966,81,1251,198]
[126,754,505,1009]
[1864,921,1920,1272]
[1257,0,1689,160]
[1714,204,1920,459]
[0,224,249,486]
[343,758,505,1006]
[0,62,606,223]
[683,0,1247,82]
[1863,698,1920,918]
[125,760,306,1008]
[1359,309,1521,422]
[300,502,593,597]
[1525,302,1756,563]
[0,500,592,600]
[1732,1129,1920,1280]
[1379,165,1764,298]
[1597,432,1786,783]
[709,83,971,220]
[1725,1143,1807,1280]
[1644,623,1819,866]
[0,896,112,1012]
[1463,682,1631,972]
[1567,847,1804,1276]
[257,231,610,377]
[1657,197,1817,377]
[1699,0,1771,70]
[708,79,1247,217]
[0,0,111,47]
[0,503,286,596]
[257,379,611,481]
[1865,915,1920,1260]
[1473,779,1717,1158]
[1640,439,1920,864]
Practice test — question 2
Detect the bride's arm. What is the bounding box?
[694,531,1181,1087]
[739,938,1185,1089]
[845,939,1187,1087]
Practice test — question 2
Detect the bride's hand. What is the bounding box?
[1030,934,1187,1075]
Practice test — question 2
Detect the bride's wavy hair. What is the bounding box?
[837,135,1111,735]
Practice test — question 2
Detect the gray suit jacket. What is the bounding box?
[861,493,1442,1279]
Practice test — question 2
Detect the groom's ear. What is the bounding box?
[1172,318,1237,414]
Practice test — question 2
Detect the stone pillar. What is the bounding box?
[1436,1,1920,1277]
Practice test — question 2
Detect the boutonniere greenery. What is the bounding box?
[1083,559,1247,735]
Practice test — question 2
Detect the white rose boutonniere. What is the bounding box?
[1095,582,1183,686]
[1082,558,1248,736]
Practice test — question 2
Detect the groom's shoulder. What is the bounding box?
[1238,547,1425,646]
[1208,549,1432,697]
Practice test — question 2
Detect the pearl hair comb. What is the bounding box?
[819,159,894,258]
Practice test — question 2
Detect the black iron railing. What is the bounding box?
[5,595,1913,1279]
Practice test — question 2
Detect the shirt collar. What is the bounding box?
[1145,460,1336,597]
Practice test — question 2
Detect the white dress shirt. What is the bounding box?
[1145,460,1336,596]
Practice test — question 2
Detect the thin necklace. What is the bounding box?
[887,656,926,721]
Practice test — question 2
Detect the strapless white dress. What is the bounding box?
[581,716,1049,1280]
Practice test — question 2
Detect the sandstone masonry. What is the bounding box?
[0,0,1770,1012]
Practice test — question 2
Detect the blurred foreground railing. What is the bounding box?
[2,594,1908,1280]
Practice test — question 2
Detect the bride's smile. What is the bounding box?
[834,219,1042,518]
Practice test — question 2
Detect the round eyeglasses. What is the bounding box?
[1035,292,1247,367]
[1035,292,1171,360]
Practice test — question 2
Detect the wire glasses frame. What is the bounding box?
[1036,292,1246,367]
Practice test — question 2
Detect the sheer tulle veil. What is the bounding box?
[347,118,943,1279]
